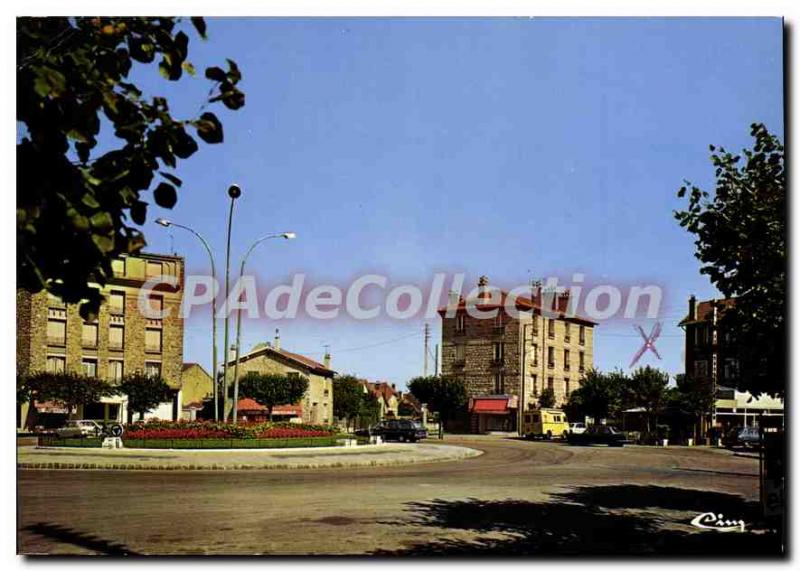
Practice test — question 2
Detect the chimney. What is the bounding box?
[323,348,331,369]
[274,328,281,351]
[689,295,697,321]
[477,275,490,301]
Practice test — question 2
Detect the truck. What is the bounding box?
[522,408,570,440]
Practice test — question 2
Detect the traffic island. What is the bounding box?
[17,442,482,471]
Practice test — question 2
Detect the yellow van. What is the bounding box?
[522,408,570,440]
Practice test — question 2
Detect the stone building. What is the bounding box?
[439,276,596,434]
[678,295,783,434]
[17,252,185,428]
[180,362,214,420]
[224,330,335,425]
[361,381,400,419]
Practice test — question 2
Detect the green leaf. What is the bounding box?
[153,182,177,209]
[33,66,66,98]
[130,200,147,225]
[90,211,114,231]
[205,66,227,82]
[193,112,224,144]
[159,172,183,187]
[82,194,100,209]
[191,17,207,39]
[92,233,115,253]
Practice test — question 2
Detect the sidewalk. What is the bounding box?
[17,442,482,471]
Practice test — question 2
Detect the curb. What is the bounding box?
[17,449,483,472]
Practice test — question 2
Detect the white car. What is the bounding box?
[55,419,104,438]
[569,422,587,435]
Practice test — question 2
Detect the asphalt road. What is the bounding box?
[18,436,780,556]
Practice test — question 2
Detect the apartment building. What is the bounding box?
[439,276,596,434]
[17,252,185,428]
[679,295,783,434]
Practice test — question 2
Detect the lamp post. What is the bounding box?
[231,231,296,424]
[220,184,242,422]
[155,218,220,421]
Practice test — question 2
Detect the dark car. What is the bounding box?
[567,424,626,447]
[367,420,428,442]
[723,426,761,449]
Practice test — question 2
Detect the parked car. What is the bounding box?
[522,408,570,440]
[55,419,124,439]
[367,420,428,442]
[567,424,626,447]
[569,422,587,435]
[724,426,761,449]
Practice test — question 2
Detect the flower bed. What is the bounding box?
[123,420,337,440]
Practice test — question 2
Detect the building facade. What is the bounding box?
[180,362,214,420]
[225,332,335,425]
[439,276,596,434]
[679,295,783,434]
[17,252,185,428]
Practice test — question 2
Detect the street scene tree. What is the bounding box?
[407,375,467,431]
[538,387,556,409]
[627,366,669,433]
[333,374,367,430]
[238,372,309,421]
[117,371,174,423]
[18,371,117,416]
[17,17,244,319]
[675,123,785,397]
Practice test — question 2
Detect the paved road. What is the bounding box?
[18,436,779,556]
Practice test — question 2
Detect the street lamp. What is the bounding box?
[231,231,296,423]
[155,217,220,421]
[220,185,242,421]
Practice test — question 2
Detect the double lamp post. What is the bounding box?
[156,184,295,423]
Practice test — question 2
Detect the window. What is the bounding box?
[579,325,586,345]
[109,324,124,350]
[532,343,539,366]
[548,319,555,339]
[579,351,585,372]
[694,360,709,378]
[547,346,555,368]
[694,325,710,346]
[564,322,571,342]
[109,360,124,382]
[145,328,162,353]
[455,344,466,362]
[494,372,504,394]
[145,362,162,378]
[148,295,164,318]
[493,342,504,362]
[82,358,97,378]
[109,291,125,314]
[82,322,98,348]
[564,349,570,370]
[456,314,465,333]
[46,355,65,373]
[547,377,554,391]
[724,358,740,380]
[111,258,126,276]
[47,318,66,346]
[565,378,570,396]
[146,260,163,278]
[532,317,539,337]
[532,374,538,396]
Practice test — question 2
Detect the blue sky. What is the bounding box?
[127,17,783,387]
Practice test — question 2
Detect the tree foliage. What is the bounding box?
[20,371,117,411]
[407,375,468,428]
[17,17,245,319]
[675,123,785,397]
[537,387,556,409]
[671,373,716,440]
[627,366,669,432]
[238,372,309,421]
[118,370,174,422]
[565,369,627,423]
[333,374,367,428]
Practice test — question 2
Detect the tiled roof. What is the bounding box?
[679,298,736,326]
[226,345,335,376]
[236,398,302,416]
[437,290,597,325]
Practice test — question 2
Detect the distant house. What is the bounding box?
[224,331,335,425]
[361,381,401,419]
[180,363,213,420]
[236,397,304,423]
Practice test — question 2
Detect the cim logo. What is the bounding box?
[690,512,746,533]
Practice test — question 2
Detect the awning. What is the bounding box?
[469,396,517,415]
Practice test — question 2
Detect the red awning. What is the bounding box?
[470,397,511,415]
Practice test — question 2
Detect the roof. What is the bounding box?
[437,289,597,325]
[363,381,399,404]
[182,362,211,376]
[679,298,736,326]
[236,398,302,416]
[226,345,335,377]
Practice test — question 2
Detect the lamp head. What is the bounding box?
[282,232,297,240]
[155,218,172,227]
[228,184,242,199]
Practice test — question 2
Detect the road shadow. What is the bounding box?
[21,522,140,555]
[373,485,783,557]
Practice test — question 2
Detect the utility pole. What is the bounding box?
[434,343,439,376]
[423,323,430,376]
